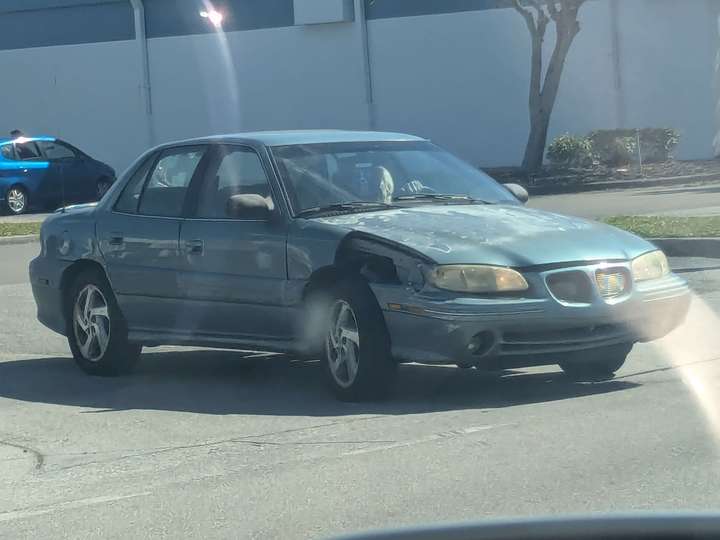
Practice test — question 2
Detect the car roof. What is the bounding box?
[165,130,426,148]
[0,135,55,145]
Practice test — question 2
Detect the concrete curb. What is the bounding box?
[0,234,39,246]
[651,237,720,258]
[527,171,720,196]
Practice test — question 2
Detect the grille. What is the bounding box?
[500,324,631,354]
[595,269,630,299]
[546,271,593,304]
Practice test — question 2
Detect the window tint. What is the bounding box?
[14,141,43,161]
[114,155,155,214]
[138,146,205,217]
[0,144,14,160]
[38,140,76,160]
[196,146,272,219]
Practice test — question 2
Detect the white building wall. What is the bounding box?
[147,22,370,145]
[369,0,717,166]
[0,0,715,173]
[0,41,146,173]
[368,2,618,167]
[617,0,717,160]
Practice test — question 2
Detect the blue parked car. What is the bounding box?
[0,136,116,215]
[29,131,690,400]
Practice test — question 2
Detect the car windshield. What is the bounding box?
[271,141,517,213]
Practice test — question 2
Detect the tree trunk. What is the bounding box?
[522,109,552,172]
[519,3,583,172]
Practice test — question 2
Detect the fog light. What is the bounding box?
[469,331,495,357]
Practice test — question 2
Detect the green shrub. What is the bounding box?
[589,128,679,166]
[588,131,636,166]
[546,134,593,167]
[638,128,680,162]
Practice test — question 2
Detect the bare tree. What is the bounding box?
[513,0,586,171]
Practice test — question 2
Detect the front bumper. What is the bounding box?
[374,272,691,368]
[29,254,71,336]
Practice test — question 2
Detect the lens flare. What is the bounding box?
[628,293,720,439]
[198,1,241,133]
[200,10,224,28]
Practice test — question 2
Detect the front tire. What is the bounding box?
[322,277,397,401]
[559,343,633,381]
[67,268,141,376]
[6,186,28,215]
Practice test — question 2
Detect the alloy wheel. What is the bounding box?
[73,284,111,362]
[7,188,26,214]
[326,300,361,388]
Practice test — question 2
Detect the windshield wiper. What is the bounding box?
[392,193,491,204]
[296,201,396,218]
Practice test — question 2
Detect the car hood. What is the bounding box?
[315,204,656,267]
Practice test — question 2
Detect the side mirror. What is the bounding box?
[226,194,274,220]
[504,183,529,204]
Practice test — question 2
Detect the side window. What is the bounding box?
[138,146,205,217]
[0,144,14,160]
[38,140,76,160]
[14,141,43,161]
[195,146,272,219]
[114,155,155,214]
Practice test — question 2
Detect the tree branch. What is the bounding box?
[512,0,537,34]
[540,0,586,111]
[547,1,560,19]
[536,8,549,37]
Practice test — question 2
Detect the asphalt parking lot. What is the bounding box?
[3,243,720,538]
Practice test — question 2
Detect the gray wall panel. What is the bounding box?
[0,2,133,50]
[365,0,513,20]
[0,0,122,13]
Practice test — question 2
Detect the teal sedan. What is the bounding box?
[29,131,690,401]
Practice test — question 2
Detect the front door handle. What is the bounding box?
[185,239,204,254]
[109,232,124,246]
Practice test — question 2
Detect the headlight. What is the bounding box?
[428,265,529,293]
[631,250,669,282]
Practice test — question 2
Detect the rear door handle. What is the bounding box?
[185,239,204,254]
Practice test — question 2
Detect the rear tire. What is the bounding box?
[559,343,633,381]
[67,268,141,376]
[322,277,397,401]
[5,185,28,215]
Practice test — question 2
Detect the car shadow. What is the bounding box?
[0,349,640,416]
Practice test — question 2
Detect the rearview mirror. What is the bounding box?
[226,194,274,220]
[504,183,529,204]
